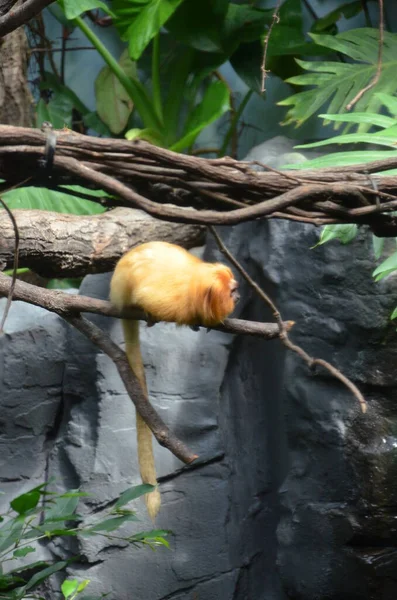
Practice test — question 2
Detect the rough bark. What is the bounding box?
[0,207,205,277]
[1,125,397,234]
[0,0,54,37]
[0,20,33,126]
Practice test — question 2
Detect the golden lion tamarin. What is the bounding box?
[110,241,239,520]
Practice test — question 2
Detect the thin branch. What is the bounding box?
[36,155,350,225]
[261,0,282,93]
[0,0,55,37]
[64,314,197,464]
[29,45,96,53]
[0,195,19,334]
[0,272,287,339]
[0,271,289,464]
[346,0,384,110]
[209,226,368,414]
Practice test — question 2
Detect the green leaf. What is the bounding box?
[296,133,397,150]
[47,279,82,290]
[40,73,110,136]
[29,527,78,537]
[13,546,36,558]
[311,1,364,33]
[61,579,79,598]
[113,0,184,60]
[84,514,139,533]
[7,560,49,575]
[47,2,74,26]
[129,529,171,548]
[222,4,270,44]
[372,235,385,260]
[318,111,397,129]
[24,561,69,592]
[163,48,194,143]
[114,484,155,509]
[77,580,91,593]
[62,0,111,20]
[42,514,82,523]
[390,306,397,320]
[376,92,397,117]
[83,112,112,136]
[277,0,302,31]
[0,574,25,590]
[285,150,397,169]
[11,491,40,515]
[373,251,397,281]
[74,15,162,131]
[171,80,230,152]
[125,128,164,145]
[279,29,397,129]
[166,0,228,53]
[313,224,358,247]
[35,94,74,129]
[43,495,80,523]
[95,49,136,134]
[58,492,91,498]
[130,528,170,540]
[3,186,105,215]
[230,42,263,94]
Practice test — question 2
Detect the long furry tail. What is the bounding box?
[122,319,161,521]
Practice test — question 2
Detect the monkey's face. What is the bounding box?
[200,265,239,327]
[229,278,240,304]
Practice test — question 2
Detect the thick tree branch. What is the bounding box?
[0,0,18,18]
[0,207,205,277]
[1,126,397,233]
[0,0,54,37]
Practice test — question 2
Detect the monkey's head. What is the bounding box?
[199,264,239,327]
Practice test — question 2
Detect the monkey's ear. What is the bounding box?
[202,279,226,327]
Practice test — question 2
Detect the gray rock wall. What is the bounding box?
[2,140,397,599]
[268,222,397,600]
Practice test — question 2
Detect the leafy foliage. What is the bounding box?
[286,94,397,169]
[280,29,397,128]
[2,186,106,215]
[95,50,136,134]
[61,578,90,600]
[0,483,170,599]
[40,0,367,155]
[313,224,358,247]
[292,100,397,321]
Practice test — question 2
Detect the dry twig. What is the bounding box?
[0,193,20,333]
[346,0,384,110]
[0,272,288,464]
[261,0,282,93]
[209,226,368,414]
[64,314,197,464]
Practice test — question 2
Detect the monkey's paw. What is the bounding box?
[146,314,159,328]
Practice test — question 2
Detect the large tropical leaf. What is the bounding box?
[287,96,397,170]
[3,186,106,215]
[279,29,397,129]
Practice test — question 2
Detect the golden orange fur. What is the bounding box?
[110,241,238,520]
